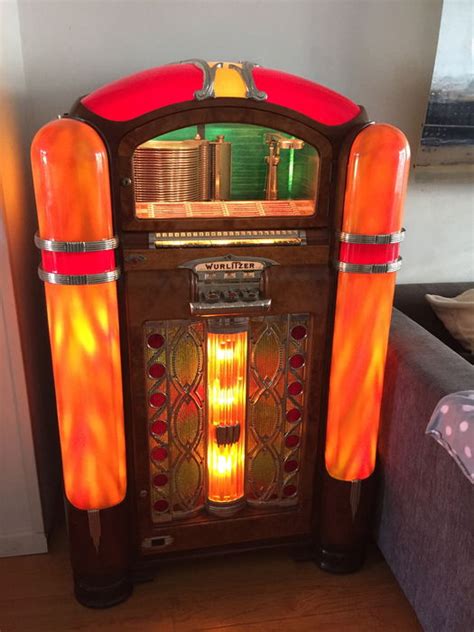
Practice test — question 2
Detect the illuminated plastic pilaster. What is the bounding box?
[325,124,410,482]
[31,118,126,510]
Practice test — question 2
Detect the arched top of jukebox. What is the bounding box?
[81,60,361,126]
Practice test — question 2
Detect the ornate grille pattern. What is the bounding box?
[145,314,309,522]
[145,320,206,523]
[246,314,309,507]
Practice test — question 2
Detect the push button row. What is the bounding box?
[203,289,259,303]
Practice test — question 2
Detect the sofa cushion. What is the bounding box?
[376,310,474,632]
[426,289,474,353]
[394,283,474,362]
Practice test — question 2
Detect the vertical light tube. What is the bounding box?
[206,319,248,516]
[288,146,295,196]
[325,124,410,482]
[31,118,126,510]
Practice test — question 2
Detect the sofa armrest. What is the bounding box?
[394,282,473,357]
[375,309,474,632]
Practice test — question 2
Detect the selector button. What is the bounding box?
[242,289,258,302]
[204,290,220,303]
[223,290,239,303]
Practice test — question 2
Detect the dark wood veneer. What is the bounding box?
[64,92,372,607]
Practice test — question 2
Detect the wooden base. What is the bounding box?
[318,546,365,574]
[132,535,313,571]
[66,479,377,606]
[67,500,131,608]
[74,572,132,608]
[66,471,376,606]
[317,471,375,575]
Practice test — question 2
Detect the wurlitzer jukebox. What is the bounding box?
[31,60,410,607]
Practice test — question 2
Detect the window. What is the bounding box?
[133,123,319,219]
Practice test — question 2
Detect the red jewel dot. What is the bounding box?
[151,446,168,462]
[153,473,168,487]
[148,333,164,349]
[150,392,166,408]
[284,459,298,473]
[153,499,169,512]
[150,420,167,436]
[291,325,307,340]
[149,363,165,379]
[288,381,303,396]
[286,408,302,423]
[284,484,297,497]
[285,435,299,448]
[289,354,305,369]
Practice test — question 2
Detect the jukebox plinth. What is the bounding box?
[31,60,409,606]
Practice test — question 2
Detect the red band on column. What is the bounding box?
[41,250,116,275]
[339,242,400,265]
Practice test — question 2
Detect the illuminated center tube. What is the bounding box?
[206,319,248,517]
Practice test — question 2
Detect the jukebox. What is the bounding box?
[31,60,410,607]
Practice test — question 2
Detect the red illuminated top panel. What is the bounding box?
[252,67,360,126]
[81,61,360,126]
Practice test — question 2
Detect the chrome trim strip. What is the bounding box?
[177,59,267,101]
[228,61,267,101]
[35,232,119,253]
[38,267,121,285]
[190,298,271,315]
[150,230,306,248]
[206,498,246,517]
[338,229,405,245]
[337,258,402,274]
[179,59,223,100]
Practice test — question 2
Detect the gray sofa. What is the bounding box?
[376,283,474,632]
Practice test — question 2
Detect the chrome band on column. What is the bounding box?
[338,229,405,244]
[337,258,402,274]
[34,232,119,253]
[38,267,121,285]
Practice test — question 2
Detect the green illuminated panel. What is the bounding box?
[153,123,318,201]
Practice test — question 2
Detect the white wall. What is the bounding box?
[0,185,47,557]
[17,0,471,283]
[400,171,473,283]
[0,0,54,557]
[402,0,474,283]
[432,0,472,79]
[18,0,441,154]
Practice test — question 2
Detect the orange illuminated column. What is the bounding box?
[31,118,126,514]
[325,124,410,481]
[206,319,248,516]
